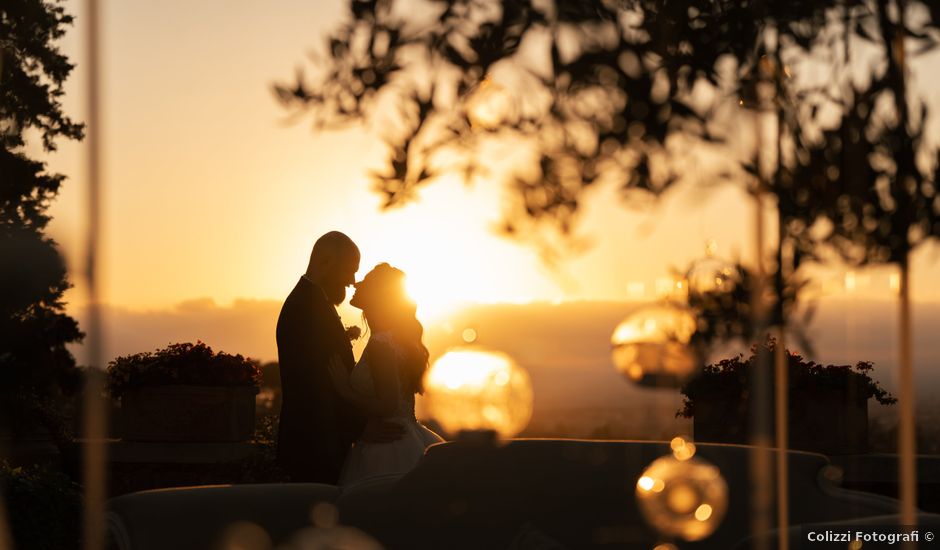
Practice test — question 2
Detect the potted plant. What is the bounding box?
[107,342,261,442]
[678,338,896,455]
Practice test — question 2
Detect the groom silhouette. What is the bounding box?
[276,231,403,483]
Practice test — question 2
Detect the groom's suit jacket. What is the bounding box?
[275,276,364,484]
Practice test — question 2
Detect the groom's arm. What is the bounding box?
[328,351,405,443]
[327,353,394,442]
[327,354,397,418]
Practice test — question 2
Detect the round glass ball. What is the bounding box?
[686,257,740,298]
[635,455,729,541]
[610,304,699,387]
[423,347,534,438]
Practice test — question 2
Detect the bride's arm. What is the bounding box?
[327,353,398,417]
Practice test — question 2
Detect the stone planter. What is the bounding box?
[120,386,258,442]
[693,380,869,455]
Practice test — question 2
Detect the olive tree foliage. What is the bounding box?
[276,0,940,344]
[776,1,940,271]
[276,0,830,249]
[746,0,940,350]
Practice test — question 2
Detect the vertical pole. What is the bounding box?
[898,260,916,526]
[82,0,107,549]
[750,178,772,550]
[895,0,917,531]
[876,0,916,531]
[748,51,775,550]
[774,328,789,549]
[773,49,790,550]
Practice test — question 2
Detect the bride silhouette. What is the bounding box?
[328,263,444,487]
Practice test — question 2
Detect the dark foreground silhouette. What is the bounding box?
[106,439,940,549]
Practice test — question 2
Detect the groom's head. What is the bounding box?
[306,231,360,305]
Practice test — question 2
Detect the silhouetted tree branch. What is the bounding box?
[278,0,940,340]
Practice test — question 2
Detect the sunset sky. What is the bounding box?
[38,0,940,328]
[23,0,940,440]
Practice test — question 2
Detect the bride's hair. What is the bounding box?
[357,263,430,394]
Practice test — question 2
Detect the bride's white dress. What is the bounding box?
[339,331,443,487]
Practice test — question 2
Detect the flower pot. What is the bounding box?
[120,386,257,442]
[692,393,748,445]
[693,382,869,455]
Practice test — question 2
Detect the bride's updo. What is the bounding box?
[350,263,430,394]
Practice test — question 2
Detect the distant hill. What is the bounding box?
[68,297,940,439]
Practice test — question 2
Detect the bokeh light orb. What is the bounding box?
[686,256,740,298]
[610,304,699,387]
[461,327,478,344]
[423,347,533,438]
[217,521,272,550]
[285,526,383,550]
[670,436,696,461]
[635,454,729,542]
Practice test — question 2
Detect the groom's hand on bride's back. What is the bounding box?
[360,418,406,443]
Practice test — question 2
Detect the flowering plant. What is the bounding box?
[677,337,896,419]
[345,325,362,341]
[106,342,261,397]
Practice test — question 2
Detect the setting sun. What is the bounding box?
[342,178,557,321]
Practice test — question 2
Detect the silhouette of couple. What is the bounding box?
[275,231,443,487]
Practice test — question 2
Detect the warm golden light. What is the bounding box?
[466,77,514,130]
[654,277,685,299]
[403,270,466,321]
[611,304,699,387]
[626,281,647,299]
[694,504,713,521]
[670,436,696,461]
[286,526,383,550]
[890,272,901,294]
[704,238,718,257]
[686,256,739,297]
[42,0,940,325]
[635,455,729,541]
[423,347,534,437]
[217,521,271,550]
[666,481,698,514]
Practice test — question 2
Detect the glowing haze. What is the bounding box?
[40,0,940,324]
